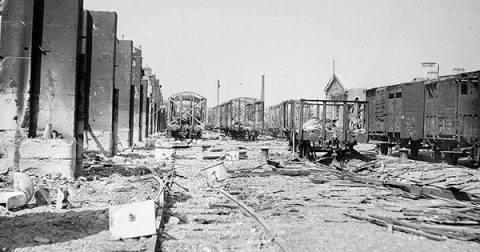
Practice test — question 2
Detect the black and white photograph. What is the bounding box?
[0,0,479,251]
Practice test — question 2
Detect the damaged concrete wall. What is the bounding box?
[0,0,33,131]
[140,79,147,140]
[36,0,82,140]
[86,11,117,155]
[0,0,84,178]
[115,40,133,149]
[132,47,142,143]
[0,0,34,172]
[151,78,159,134]
[146,74,155,135]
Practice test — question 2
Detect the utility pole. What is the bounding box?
[261,75,265,133]
[217,80,220,106]
[216,80,220,127]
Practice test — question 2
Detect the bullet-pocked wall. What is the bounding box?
[35,0,83,140]
[115,40,133,149]
[0,0,34,172]
[0,0,84,178]
[85,11,117,156]
[0,0,33,132]
[132,47,142,143]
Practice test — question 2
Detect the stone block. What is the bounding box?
[89,80,114,128]
[115,40,133,113]
[39,59,78,95]
[1,0,34,22]
[0,93,27,130]
[0,22,33,57]
[20,158,76,178]
[90,37,117,79]
[133,128,140,144]
[1,138,75,160]
[117,129,130,149]
[43,0,82,27]
[85,130,113,156]
[41,26,79,61]
[0,134,77,177]
[21,139,75,159]
[118,110,130,129]
[91,11,117,36]
[0,57,31,92]
[131,47,142,86]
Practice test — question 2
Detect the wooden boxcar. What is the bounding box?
[424,70,480,165]
[366,80,426,154]
[166,91,207,139]
[210,97,264,140]
[366,70,480,167]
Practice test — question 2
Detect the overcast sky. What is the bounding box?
[84,0,480,107]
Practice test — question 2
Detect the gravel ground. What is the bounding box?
[1,138,480,252]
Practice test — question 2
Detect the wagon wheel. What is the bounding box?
[431,150,441,160]
[410,148,419,156]
[473,160,480,169]
[444,153,458,165]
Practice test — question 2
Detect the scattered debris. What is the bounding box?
[34,236,51,244]
[0,173,34,210]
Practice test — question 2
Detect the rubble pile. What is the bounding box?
[302,118,366,141]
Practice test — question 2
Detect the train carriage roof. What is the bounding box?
[218,97,263,106]
[168,91,206,102]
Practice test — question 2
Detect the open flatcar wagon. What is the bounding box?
[268,99,369,160]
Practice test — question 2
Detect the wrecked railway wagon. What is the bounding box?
[267,99,369,159]
[424,70,480,166]
[166,91,207,140]
[366,80,426,155]
[366,70,480,167]
[209,97,264,140]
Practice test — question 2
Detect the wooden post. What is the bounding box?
[322,101,327,141]
[299,99,304,141]
[343,101,348,140]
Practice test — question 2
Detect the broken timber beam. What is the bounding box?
[344,213,446,241]
[384,181,475,202]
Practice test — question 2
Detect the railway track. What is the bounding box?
[156,159,281,252]
[147,140,480,252]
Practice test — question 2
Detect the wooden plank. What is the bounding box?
[384,181,474,202]
[417,223,480,234]
[420,175,446,186]
[344,214,446,241]
[369,214,477,241]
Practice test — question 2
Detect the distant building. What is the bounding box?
[323,70,366,122]
[324,70,366,101]
[324,70,350,101]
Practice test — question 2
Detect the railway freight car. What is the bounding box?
[366,80,426,155]
[166,91,207,140]
[424,70,480,166]
[267,100,296,138]
[210,97,264,140]
[366,70,480,167]
[267,99,369,160]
